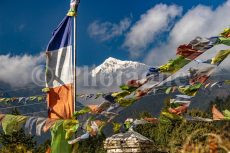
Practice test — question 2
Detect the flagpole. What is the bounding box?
[73,15,77,113]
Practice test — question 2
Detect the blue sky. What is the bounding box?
[0,0,228,67]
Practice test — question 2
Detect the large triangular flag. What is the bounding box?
[46,16,73,119]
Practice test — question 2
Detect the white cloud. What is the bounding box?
[145,1,230,66]
[88,17,131,42]
[0,53,45,87]
[123,4,182,57]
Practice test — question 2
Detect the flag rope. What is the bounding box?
[0,102,46,110]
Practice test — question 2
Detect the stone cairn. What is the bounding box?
[104,129,155,153]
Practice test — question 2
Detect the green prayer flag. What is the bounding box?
[74,107,91,117]
[165,87,172,94]
[219,28,230,37]
[211,50,230,64]
[51,120,72,153]
[178,83,202,96]
[120,85,138,92]
[112,91,131,98]
[42,87,50,93]
[112,122,122,133]
[37,96,44,102]
[218,37,230,46]
[63,120,79,140]
[159,56,190,73]
[115,97,137,107]
[124,121,132,130]
[29,96,37,101]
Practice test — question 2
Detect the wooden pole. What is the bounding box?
[73,15,77,112]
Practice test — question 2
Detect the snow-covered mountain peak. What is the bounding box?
[92,57,148,77]
[104,57,121,63]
